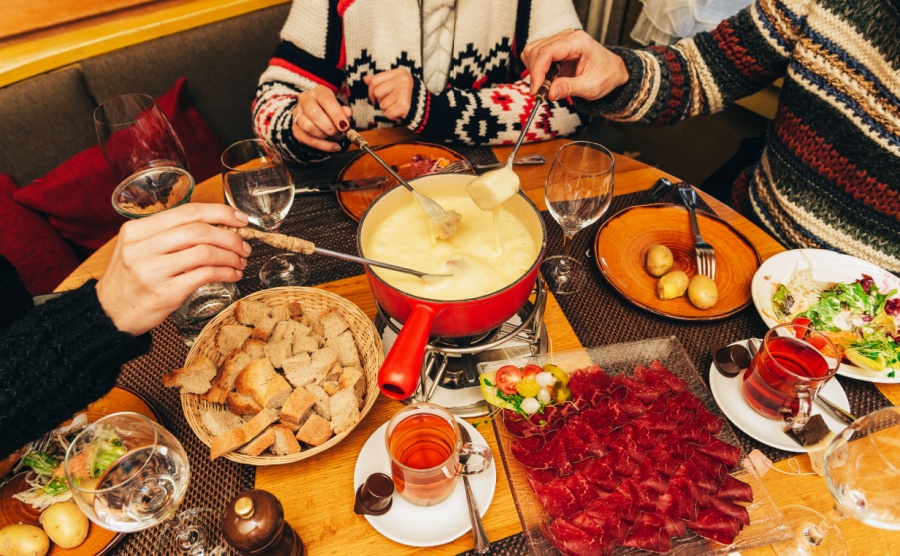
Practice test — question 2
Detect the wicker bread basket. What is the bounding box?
[181,286,384,465]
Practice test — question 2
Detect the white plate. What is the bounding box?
[353,419,496,547]
[709,340,853,452]
[751,249,900,384]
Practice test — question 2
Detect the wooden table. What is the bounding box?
[57,128,900,555]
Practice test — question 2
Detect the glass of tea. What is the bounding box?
[741,322,840,427]
[385,403,492,506]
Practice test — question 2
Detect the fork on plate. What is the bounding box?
[677,184,716,280]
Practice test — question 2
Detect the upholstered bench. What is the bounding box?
[0,3,289,294]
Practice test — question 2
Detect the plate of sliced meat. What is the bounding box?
[479,337,793,556]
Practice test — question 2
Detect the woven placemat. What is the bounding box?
[541,191,893,463]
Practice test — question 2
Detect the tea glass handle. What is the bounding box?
[460,443,493,475]
[788,386,813,429]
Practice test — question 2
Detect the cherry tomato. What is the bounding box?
[791,317,812,338]
[521,364,543,379]
[495,365,523,395]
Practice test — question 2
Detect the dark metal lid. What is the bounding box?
[353,473,394,516]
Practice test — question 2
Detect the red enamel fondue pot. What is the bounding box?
[357,173,547,400]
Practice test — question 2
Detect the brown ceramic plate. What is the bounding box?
[336,141,473,222]
[0,387,159,555]
[594,203,760,320]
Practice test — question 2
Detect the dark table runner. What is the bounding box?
[108,148,891,554]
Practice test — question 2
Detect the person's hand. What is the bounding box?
[292,86,353,152]
[521,29,629,102]
[96,203,251,336]
[363,68,414,121]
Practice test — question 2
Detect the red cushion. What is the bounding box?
[0,174,81,295]
[13,78,223,250]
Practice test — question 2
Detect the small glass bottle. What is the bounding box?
[221,489,304,556]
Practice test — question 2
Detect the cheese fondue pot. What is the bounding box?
[357,173,547,400]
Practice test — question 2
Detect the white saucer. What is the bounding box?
[353,418,496,547]
[709,340,853,452]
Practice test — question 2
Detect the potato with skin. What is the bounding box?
[0,524,50,556]
[645,244,674,277]
[688,274,719,309]
[657,270,689,300]
[40,501,90,549]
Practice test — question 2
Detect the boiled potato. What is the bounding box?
[0,524,50,556]
[657,270,689,300]
[688,274,719,309]
[40,501,90,549]
[645,244,674,277]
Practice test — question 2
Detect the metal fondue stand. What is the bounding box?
[375,277,549,417]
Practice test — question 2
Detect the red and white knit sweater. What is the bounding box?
[253,0,589,164]
[586,0,900,272]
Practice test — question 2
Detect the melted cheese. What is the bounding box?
[364,194,538,300]
[466,167,520,211]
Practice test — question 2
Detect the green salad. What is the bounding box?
[772,272,900,375]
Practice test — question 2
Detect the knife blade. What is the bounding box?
[294,176,391,193]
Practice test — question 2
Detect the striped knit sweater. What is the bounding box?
[584,0,900,272]
[253,0,589,164]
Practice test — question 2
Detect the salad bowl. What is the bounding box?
[751,249,900,383]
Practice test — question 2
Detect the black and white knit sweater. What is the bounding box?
[0,265,150,458]
[253,0,590,164]
[585,0,900,272]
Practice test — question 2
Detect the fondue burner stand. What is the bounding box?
[374,278,549,418]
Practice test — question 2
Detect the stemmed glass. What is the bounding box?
[94,93,238,345]
[541,141,614,295]
[221,138,309,287]
[773,406,900,555]
[64,412,225,553]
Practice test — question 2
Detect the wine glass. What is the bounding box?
[772,406,900,555]
[94,94,238,345]
[540,141,614,295]
[221,138,309,287]
[64,412,225,553]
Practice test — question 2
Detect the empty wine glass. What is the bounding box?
[773,406,900,555]
[541,141,614,295]
[221,139,309,287]
[94,94,238,345]
[64,412,225,553]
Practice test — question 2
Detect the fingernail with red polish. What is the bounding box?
[339,120,349,131]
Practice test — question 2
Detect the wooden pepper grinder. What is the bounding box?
[221,489,305,556]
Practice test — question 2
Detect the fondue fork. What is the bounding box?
[346,129,462,240]
[225,227,453,280]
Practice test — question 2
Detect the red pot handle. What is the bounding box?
[378,303,436,400]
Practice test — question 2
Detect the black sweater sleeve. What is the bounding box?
[0,280,151,457]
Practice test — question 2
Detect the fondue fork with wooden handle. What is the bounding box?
[345,129,462,240]
[224,227,453,280]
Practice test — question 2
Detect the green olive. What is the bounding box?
[657,270,689,300]
[688,274,719,309]
[645,244,674,277]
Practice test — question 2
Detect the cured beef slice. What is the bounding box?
[708,495,751,526]
[565,472,601,508]
[649,360,688,393]
[530,475,582,520]
[568,365,612,403]
[687,508,744,545]
[543,518,612,556]
[525,466,559,484]
[696,437,742,467]
[559,424,591,463]
[623,512,673,553]
[582,458,621,493]
[716,474,754,503]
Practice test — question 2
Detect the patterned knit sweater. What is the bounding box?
[584,0,900,272]
[0,272,150,458]
[253,0,590,164]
